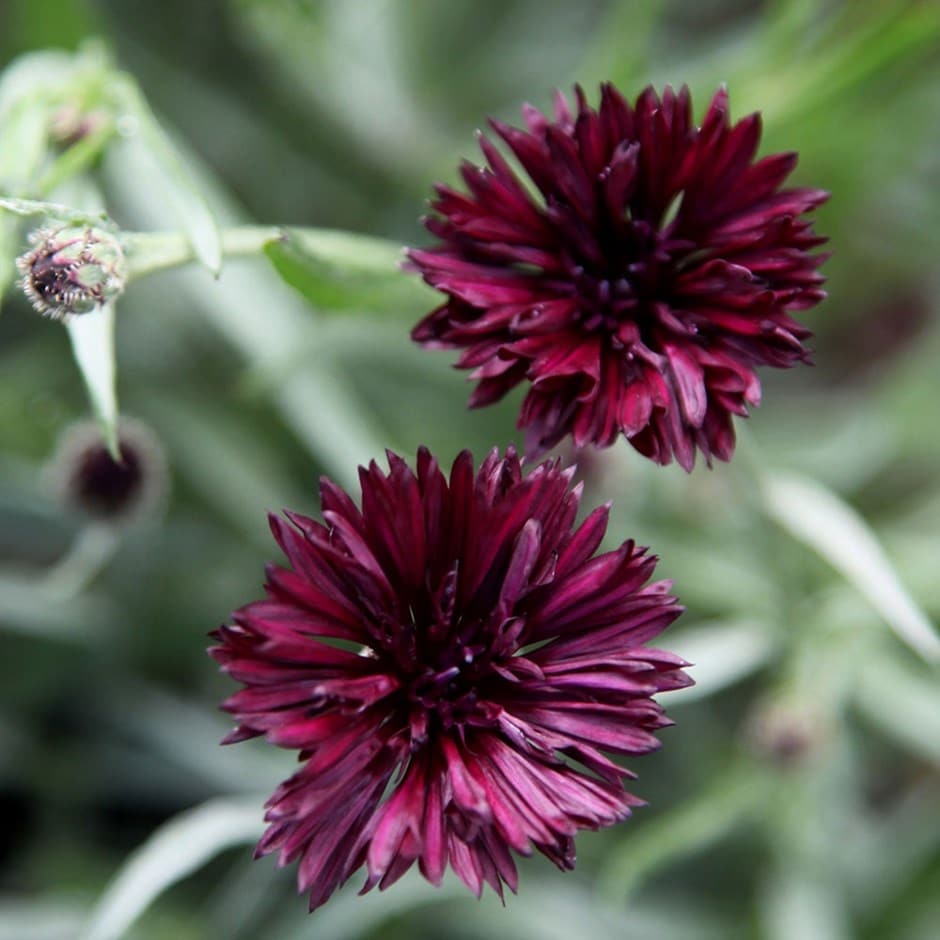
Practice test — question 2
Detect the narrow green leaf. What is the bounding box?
[263,228,429,314]
[277,365,387,491]
[854,653,940,766]
[112,76,222,274]
[667,619,777,705]
[762,472,940,664]
[79,797,264,940]
[103,117,390,481]
[0,217,20,303]
[65,301,119,457]
[290,226,407,272]
[0,50,78,115]
[34,117,117,196]
[0,97,51,189]
[0,195,110,225]
[144,393,304,547]
[759,866,852,940]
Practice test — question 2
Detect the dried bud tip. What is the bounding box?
[16,224,125,320]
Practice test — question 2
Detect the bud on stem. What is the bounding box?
[16,223,126,320]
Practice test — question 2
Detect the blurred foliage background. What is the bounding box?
[0,1,938,938]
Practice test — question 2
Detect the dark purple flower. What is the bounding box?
[408,85,829,470]
[211,447,688,910]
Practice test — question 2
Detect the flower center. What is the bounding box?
[565,221,676,334]
[399,633,501,746]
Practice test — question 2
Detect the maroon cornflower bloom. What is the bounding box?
[409,85,829,470]
[211,447,688,910]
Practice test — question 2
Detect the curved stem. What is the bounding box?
[41,523,120,599]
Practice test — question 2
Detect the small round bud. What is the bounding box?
[47,418,168,524]
[744,698,829,769]
[16,224,126,320]
[49,104,110,148]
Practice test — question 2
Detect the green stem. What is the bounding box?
[123,225,405,281]
[123,226,280,279]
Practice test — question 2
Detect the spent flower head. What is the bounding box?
[17,222,125,320]
[211,447,689,910]
[409,84,829,470]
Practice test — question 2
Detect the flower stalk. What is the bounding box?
[123,226,405,282]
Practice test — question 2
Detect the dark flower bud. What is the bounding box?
[47,419,168,523]
[16,223,126,320]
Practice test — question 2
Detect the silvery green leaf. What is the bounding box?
[0,219,19,303]
[0,195,110,225]
[111,76,222,274]
[66,301,119,457]
[264,229,422,313]
[763,472,940,664]
[667,619,777,705]
[79,797,264,940]
[0,98,50,189]
[759,866,852,940]
[854,653,940,766]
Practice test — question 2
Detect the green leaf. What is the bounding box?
[0,217,20,303]
[144,393,304,547]
[0,97,51,189]
[667,619,777,705]
[762,472,940,664]
[854,653,940,766]
[111,76,222,274]
[263,228,430,314]
[0,195,110,225]
[65,301,119,457]
[759,865,852,940]
[34,117,117,196]
[79,797,264,940]
[0,50,78,114]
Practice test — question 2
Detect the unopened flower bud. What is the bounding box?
[16,224,126,320]
[47,418,168,523]
[49,104,110,148]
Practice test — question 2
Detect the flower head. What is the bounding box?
[47,418,167,522]
[17,223,125,320]
[409,85,829,470]
[211,447,688,910]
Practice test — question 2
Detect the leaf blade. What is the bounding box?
[112,76,222,274]
[65,301,119,457]
[79,797,264,940]
[762,472,940,664]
